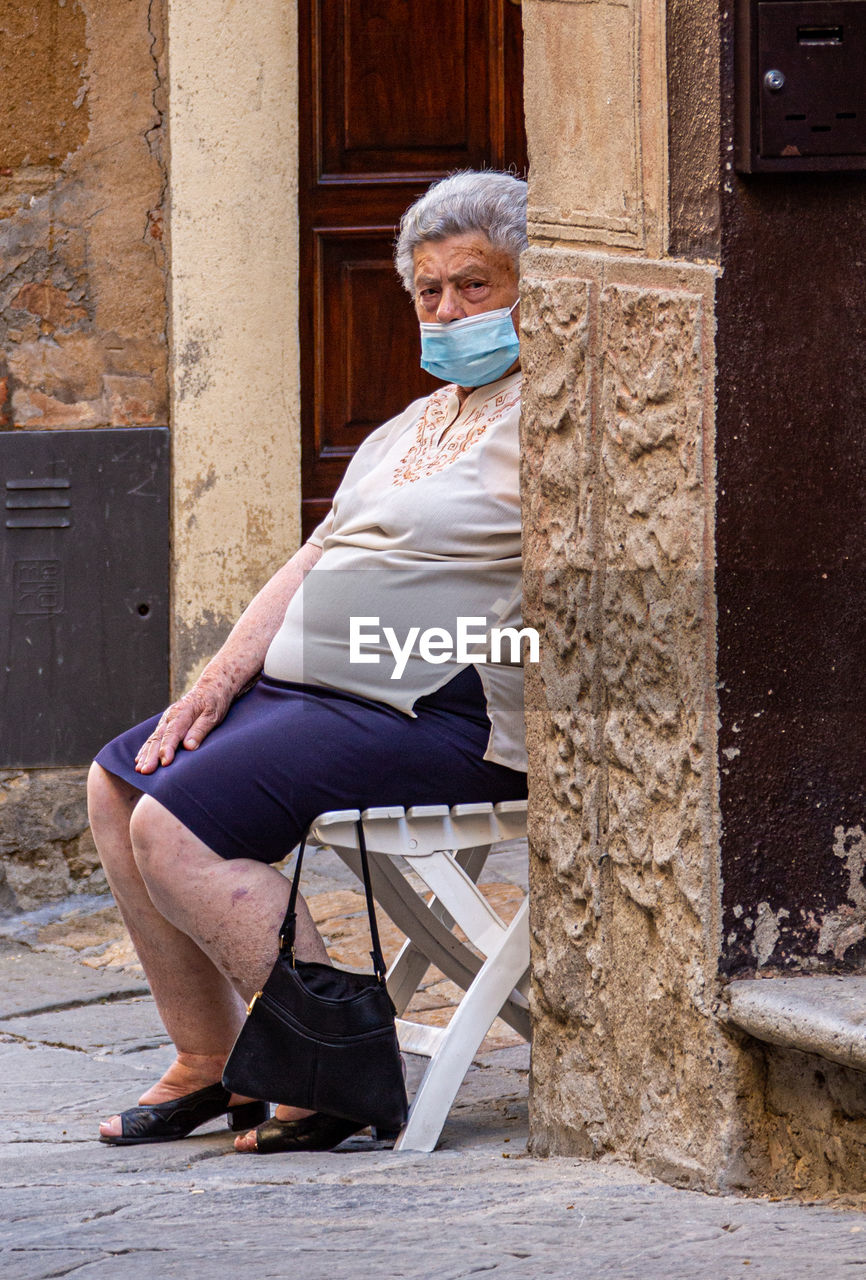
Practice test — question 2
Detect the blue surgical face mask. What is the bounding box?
[419,300,520,387]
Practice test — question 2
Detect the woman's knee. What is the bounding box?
[88,761,133,816]
[87,763,141,859]
[128,795,175,881]
[128,796,214,898]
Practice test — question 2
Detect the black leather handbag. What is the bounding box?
[222,822,409,1134]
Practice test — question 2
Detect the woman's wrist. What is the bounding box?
[192,663,250,710]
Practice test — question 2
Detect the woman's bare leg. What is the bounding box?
[125,792,330,1147]
[87,765,327,1139]
[88,765,246,1058]
[125,794,330,993]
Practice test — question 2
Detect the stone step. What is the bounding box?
[724,975,866,1072]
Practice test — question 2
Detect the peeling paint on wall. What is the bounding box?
[0,0,168,432]
[816,826,866,962]
[727,856,866,971]
[716,0,866,975]
[0,0,91,169]
[752,901,789,967]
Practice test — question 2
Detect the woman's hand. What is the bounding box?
[134,675,235,774]
[133,540,323,775]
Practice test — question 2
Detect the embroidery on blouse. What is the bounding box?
[391,380,521,487]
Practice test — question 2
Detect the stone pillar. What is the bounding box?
[167,0,301,691]
[521,0,866,1196]
[520,251,737,1186]
[520,0,748,1189]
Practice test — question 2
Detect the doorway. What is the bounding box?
[298,0,528,536]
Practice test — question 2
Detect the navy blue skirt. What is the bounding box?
[95,667,527,864]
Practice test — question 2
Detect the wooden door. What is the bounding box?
[299,0,527,537]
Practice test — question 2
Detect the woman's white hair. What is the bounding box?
[394,170,528,295]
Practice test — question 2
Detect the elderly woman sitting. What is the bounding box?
[88,169,529,1154]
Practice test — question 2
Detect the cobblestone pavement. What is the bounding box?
[1,849,865,1279]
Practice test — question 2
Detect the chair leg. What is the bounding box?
[387,939,432,1017]
[387,845,490,1018]
[330,844,488,998]
[395,899,530,1153]
[454,845,490,882]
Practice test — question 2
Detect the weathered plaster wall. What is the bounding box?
[715,19,866,975]
[0,1,302,903]
[0,0,167,429]
[0,0,167,907]
[168,0,301,691]
[2,0,90,172]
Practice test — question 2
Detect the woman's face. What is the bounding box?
[412,233,519,328]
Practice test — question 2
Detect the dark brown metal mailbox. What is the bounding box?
[736,0,866,171]
[1,428,169,767]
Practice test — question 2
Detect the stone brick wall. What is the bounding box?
[0,768,102,911]
[0,0,168,906]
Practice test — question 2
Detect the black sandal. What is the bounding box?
[99,1082,269,1145]
[244,1111,399,1153]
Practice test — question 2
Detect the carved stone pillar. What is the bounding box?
[519,0,734,1191]
[521,0,866,1196]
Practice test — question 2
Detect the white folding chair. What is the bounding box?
[310,800,530,1152]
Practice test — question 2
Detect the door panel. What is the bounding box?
[331,0,476,166]
[300,0,527,537]
[314,229,438,458]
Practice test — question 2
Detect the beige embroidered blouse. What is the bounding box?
[263,370,526,770]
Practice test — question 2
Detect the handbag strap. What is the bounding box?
[355,818,388,981]
[279,820,388,983]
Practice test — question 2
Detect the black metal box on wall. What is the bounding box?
[736,0,866,171]
[1,428,169,767]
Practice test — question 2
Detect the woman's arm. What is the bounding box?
[135,540,322,774]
